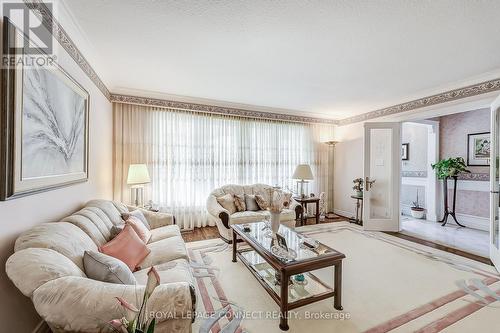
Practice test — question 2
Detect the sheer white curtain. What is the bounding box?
[114,103,333,229]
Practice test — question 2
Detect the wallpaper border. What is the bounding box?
[338,78,500,125]
[22,1,500,125]
[110,93,337,124]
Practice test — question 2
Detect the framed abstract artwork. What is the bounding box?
[401,143,409,161]
[467,132,490,166]
[0,18,89,200]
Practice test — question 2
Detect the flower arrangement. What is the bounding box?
[268,187,287,213]
[352,178,363,196]
[109,266,160,333]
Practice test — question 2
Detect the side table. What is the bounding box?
[349,195,363,226]
[293,196,320,226]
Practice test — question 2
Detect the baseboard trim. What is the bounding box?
[454,213,489,231]
[334,208,355,219]
[33,321,51,333]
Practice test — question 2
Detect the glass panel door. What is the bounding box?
[363,122,401,231]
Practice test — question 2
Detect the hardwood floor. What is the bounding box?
[181,215,346,242]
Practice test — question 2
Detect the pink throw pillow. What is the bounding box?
[125,216,152,244]
[99,225,150,271]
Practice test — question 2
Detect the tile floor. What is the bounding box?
[400,216,490,257]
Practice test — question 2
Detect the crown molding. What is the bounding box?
[337,78,500,126]
[110,93,337,124]
[24,0,111,99]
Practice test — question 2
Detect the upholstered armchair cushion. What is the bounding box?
[32,276,194,333]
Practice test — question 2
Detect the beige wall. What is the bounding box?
[334,122,364,217]
[402,122,428,172]
[0,3,113,332]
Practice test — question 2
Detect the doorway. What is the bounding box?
[398,110,490,258]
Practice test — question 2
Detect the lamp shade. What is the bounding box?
[127,164,150,185]
[292,164,314,180]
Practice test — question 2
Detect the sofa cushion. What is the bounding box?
[244,194,260,211]
[122,209,150,230]
[99,225,150,271]
[6,248,86,298]
[83,251,136,285]
[149,225,181,243]
[231,210,267,224]
[234,194,246,212]
[62,214,108,246]
[140,236,189,269]
[216,193,237,215]
[14,222,97,271]
[110,225,124,239]
[125,216,152,244]
[134,259,194,286]
[255,194,269,210]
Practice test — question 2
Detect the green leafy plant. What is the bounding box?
[431,157,470,180]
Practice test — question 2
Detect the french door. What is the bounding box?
[363,122,401,231]
[490,94,500,271]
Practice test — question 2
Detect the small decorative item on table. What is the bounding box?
[352,178,364,198]
[268,186,287,236]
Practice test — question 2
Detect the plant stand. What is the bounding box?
[439,176,466,227]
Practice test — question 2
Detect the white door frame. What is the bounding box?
[490,94,500,271]
[363,122,401,232]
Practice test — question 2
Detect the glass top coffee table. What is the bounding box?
[231,222,345,331]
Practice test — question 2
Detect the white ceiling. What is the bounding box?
[63,0,500,120]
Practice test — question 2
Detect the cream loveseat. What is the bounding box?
[207,184,303,241]
[6,200,195,333]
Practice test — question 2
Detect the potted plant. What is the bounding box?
[410,189,425,219]
[352,178,363,197]
[431,157,470,226]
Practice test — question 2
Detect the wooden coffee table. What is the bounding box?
[231,222,345,331]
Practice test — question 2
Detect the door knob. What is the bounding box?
[365,177,376,191]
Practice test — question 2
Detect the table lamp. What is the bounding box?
[127,164,151,207]
[292,164,314,198]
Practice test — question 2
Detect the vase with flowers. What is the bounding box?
[109,266,160,333]
[352,178,364,197]
[268,187,288,235]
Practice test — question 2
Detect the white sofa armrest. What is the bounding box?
[127,205,175,229]
[32,276,194,333]
[206,195,229,221]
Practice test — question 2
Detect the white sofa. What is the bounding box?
[206,184,303,241]
[6,200,195,333]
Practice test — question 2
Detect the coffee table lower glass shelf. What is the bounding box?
[238,249,334,305]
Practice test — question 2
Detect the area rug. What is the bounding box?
[187,222,500,333]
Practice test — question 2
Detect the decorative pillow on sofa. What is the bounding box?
[216,193,237,214]
[234,194,246,212]
[83,250,136,285]
[125,216,152,244]
[244,194,260,211]
[121,209,150,230]
[255,194,269,210]
[99,225,150,271]
[110,225,124,239]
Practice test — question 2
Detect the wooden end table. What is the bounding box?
[293,196,320,226]
[231,222,345,331]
